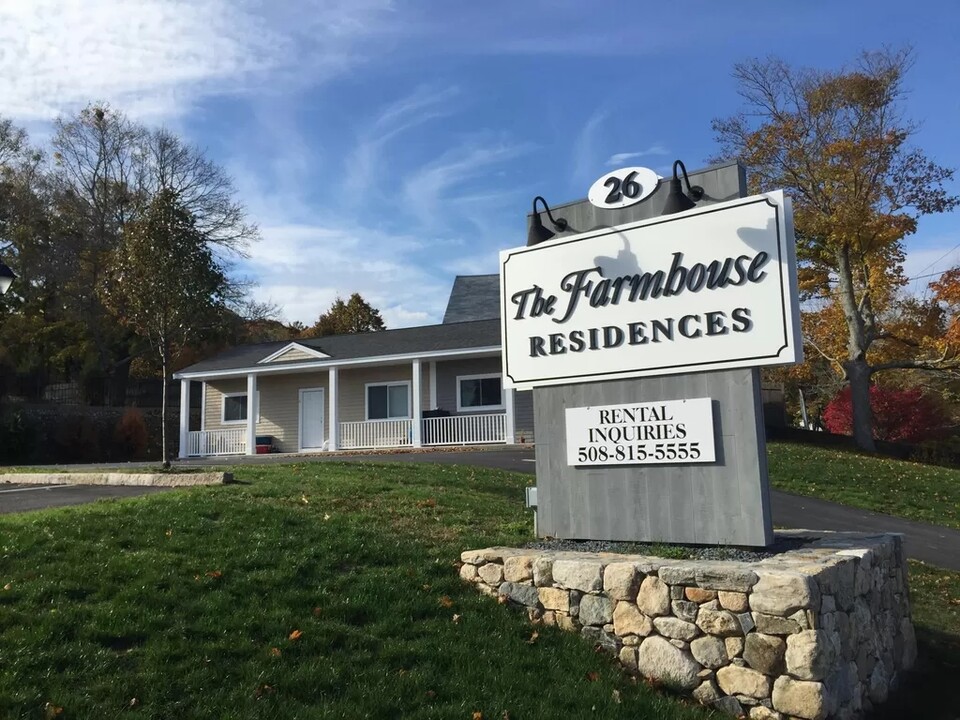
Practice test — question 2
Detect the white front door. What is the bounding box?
[300,388,325,451]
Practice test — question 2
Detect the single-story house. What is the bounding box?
[173,274,535,458]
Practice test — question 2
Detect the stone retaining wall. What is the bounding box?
[460,532,914,720]
[0,472,230,487]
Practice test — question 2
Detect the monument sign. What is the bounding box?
[503,162,801,547]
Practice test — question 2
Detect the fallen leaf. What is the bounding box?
[323,513,331,521]
[312,607,323,617]
[439,595,455,608]
[526,631,539,644]
[254,684,275,699]
[300,494,309,505]
[472,712,483,720]
[416,498,437,508]
[206,570,223,579]
[2,583,11,591]
[288,629,303,641]
[422,584,432,591]
[612,689,621,704]
[949,598,960,606]
[129,698,139,707]
[425,690,436,698]
[165,529,173,538]
[585,671,599,682]
[497,594,508,605]
[43,703,63,718]
[502,712,511,720]
[269,647,281,657]
[452,614,462,624]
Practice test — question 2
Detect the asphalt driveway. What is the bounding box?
[0,483,170,515]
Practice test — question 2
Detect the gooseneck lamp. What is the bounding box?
[661,160,705,216]
[527,196,569,246]
[0,262,15,295]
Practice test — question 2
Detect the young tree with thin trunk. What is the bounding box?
[714,49,958,450]
[101,189,228,465]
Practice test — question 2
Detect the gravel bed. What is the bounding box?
[524,534,814,563]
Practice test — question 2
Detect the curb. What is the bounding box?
[0,472,231,487]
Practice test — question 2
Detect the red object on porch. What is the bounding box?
[256,445,272,454]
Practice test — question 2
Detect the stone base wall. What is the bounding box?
[460,532,915,720]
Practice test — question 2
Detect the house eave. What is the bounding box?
[173,345,503,381]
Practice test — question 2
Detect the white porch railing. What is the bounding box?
[186,429,247,457]
[423,413,506,446]
[340,419,414,450]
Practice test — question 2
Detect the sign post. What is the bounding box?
[503,162,800,547]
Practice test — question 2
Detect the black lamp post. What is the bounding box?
[528,196,568,246]
[661,160,705,215]
[0,262,14,295]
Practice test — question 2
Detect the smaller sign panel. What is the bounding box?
[587,167,660,210]
[566,398,716,467]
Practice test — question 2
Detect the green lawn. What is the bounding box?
[767,441,960,530]
[0,462,715,720]
[2,459,958,719]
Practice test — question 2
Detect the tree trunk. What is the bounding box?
[161,341,168,466]
[835,246,877,451]
[844,358,875,452]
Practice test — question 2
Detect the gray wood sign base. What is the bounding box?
[532,367,774,547]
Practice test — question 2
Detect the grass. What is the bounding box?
[0,462,716,720]
[767,441,960,530]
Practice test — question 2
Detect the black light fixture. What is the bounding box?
[0,262,14,295]
[528,196,568,246]
[661,160,705,215]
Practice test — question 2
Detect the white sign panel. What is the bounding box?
[566,398,715,466]
[500,191,801,390]
[587,167,660,210]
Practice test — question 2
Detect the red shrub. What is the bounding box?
[823,385,948,443]
[114,408,149,460]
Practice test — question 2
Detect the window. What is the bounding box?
[221,392,261,424]
[222,393,247,423]
[457,374,503,411]
[366,382,410,420]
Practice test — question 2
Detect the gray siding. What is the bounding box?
[513,389,534,444]
[435,357,502,415]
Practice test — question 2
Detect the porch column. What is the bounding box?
[429,361,437,409]
[328,367,339,451]
[246,373,258,455]
[503,386,515,444]
[178,379,190,459]
[411,359,422,447]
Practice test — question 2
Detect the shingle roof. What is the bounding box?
[442,274,500,323]
[175,318,501,376]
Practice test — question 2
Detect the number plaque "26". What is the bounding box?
[587,166,660,210]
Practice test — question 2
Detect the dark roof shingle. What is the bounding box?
[176,318,501,376]
[442,274,500,323]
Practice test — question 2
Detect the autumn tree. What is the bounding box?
[303,293,386,338]
[714,49,958,450]
[102,189,228,464]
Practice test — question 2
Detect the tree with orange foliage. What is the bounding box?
[714,49,958,450]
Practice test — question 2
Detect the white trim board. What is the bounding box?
[174,346,502,381]
[259,342,330,364]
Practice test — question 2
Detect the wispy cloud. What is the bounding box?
[345,85,461,197]
[606,144,670,166]
[570,108,609,191]
[402,139,532,228]
[0,0,395,121]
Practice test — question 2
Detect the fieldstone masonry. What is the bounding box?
[460,532,914,720]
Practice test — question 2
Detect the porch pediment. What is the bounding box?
[258,342,330,364]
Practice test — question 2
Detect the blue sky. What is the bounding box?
[3,1,959,326]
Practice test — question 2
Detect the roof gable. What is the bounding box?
[258,342,330,364]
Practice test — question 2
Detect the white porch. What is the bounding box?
[183,412,509,456]
[177,355,517,458]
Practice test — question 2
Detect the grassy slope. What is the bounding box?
[0,463,714,720]
[767,441,960,530]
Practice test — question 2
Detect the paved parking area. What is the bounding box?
[0,483,170,514]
